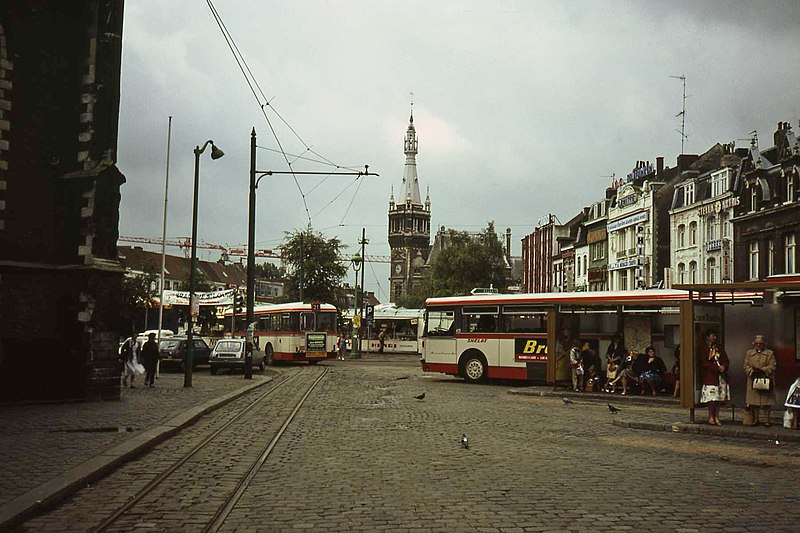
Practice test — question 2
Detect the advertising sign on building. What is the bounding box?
[514,337,548,362]
[607,211,648,233]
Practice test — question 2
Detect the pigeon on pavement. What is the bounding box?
[414,392,426,400]
[562,397,574,404]
[607,403,622,414]
[461,434,469,449]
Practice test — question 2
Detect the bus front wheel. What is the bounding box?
[461,352,488,384]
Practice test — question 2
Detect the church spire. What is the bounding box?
[400,109,422,205]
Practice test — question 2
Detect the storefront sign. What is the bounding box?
[617,193,639,208]
[607,211,648,232]
[626,161,654,183]
[698,196,740,215]
[608,259,639,271]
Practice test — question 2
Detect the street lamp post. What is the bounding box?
[350,253,362,359]
[185,139,224,388]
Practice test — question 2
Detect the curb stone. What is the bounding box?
[0,376,273,530]
[612,418,800,443]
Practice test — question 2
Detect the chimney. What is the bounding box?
[656,156,664,178]
[505,228,512,263]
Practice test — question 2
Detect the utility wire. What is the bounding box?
[207,0,370,226]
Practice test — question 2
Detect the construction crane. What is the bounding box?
[118,236,278,259]
[118,236,389,262]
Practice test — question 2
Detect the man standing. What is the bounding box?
[141,332,160,388]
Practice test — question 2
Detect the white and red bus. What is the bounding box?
[342,306,424,354]
[421,290,698,384]
[226,302,338,365]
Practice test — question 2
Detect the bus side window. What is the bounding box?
[474,314,497,333]
[427,310,454,337]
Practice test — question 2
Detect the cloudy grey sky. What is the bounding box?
[118,0,800,303]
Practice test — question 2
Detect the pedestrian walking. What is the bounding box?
[337,333,347,361]
[120,337,140,388]
[699,329,729,426]
[141,332,160,388]
[743,334,777,426]
[378,328,386,354]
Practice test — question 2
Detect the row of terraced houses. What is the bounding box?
[521,121,800,293]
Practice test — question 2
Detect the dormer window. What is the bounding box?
[684,182,695,205]
[751,184,758,212]
[711,169,728,197]
[787,171,796,203]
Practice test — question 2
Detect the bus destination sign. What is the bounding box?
[306,333,327,358]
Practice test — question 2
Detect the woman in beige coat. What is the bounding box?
[743,335,777,426]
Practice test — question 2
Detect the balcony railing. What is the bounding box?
[705,239,724,252]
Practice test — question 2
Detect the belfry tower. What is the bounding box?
[388,111,431,303]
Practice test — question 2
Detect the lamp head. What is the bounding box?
[351,253,362,268]
[210,144,225,160]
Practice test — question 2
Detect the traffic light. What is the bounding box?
[365,304,374,322]
[234,291,243,315]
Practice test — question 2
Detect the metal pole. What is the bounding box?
[359,228,367,357]
[185,146,200,387]
[244,128,256,379]
[350,263,359,359]
[157,115,172,379]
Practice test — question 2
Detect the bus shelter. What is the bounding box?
[543,290,688,386]
[674,279,800,421]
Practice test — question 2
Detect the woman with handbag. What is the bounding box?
[699,329,730,426]
[743,334,777,426]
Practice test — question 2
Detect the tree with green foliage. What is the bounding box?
[398,222,509,308]
[120,272,158,336]
[254,262,284,281]
[282,229,348,306]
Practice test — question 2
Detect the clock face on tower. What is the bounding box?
[394,263,402,274]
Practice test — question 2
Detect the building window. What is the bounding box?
[749,241,759,280]
[619,270,628,291]
[711,169,728,197]
[677,263,686,284]
[720,212,729,239]
[706,257,717,284]
[767,240,774,276]
[677,224,686,248]
[706,216,717,241]
[788,171,796,203]
[689,221,697,246]
[787,234,797,274]
[751,185,758,212]
[689,261,697,283]
[684,183,695,205]
[583,255,588,275]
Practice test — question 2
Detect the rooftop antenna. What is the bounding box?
[671,75,687,154]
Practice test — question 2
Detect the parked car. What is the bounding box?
[209,338,265,375]
[158,336,211,371]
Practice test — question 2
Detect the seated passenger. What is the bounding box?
[638,346,666,396]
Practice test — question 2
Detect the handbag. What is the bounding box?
[752,376,771,391]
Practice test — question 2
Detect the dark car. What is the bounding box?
[158,336,211,371]
[209,338,265,375]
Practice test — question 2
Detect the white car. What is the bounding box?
[209,338,265,375]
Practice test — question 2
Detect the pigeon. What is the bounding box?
[461,434,469,449]
[607,403,622,414]
[414,392,426,400]
[395,376,410,380]
[562,397,574,404]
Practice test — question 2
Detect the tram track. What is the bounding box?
[90,366,328,533]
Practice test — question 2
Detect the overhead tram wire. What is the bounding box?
[207,0,371,228]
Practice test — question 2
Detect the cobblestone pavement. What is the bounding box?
[13,357,800,531]
[0,369,272,508]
